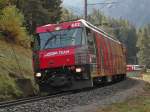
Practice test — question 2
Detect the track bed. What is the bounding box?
[0,78,145,112]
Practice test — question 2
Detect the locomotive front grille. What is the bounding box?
[75,53,89,64]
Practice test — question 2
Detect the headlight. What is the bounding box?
[35,73,42,77]
[76,68,82,73]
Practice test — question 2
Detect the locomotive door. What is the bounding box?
[86,28,97,77]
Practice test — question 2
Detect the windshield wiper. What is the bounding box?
[43,35,57,49]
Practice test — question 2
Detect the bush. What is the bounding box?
[0,6,31,47]
[0,0,9,10]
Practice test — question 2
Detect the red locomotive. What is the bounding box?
[32,19,127,92]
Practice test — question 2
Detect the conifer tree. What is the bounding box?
[16,0,62,34]
[61,8,79,21]
[41,0,62,22]
[137,25,150,68]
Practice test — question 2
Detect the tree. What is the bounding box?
[0,6,30,47]
[0,0,9,10]
[0,0,16,8]
[108,18,138,64]
[61,8,79,21]
[137,25,150,68]
[16,0,62,34]
[41,0,62,22]
[21,0,48,33]
[88,9,108,26]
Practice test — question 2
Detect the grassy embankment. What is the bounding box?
[0,39,36,101]
[97,73,150,112]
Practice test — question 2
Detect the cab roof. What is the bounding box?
[36,19,120,44]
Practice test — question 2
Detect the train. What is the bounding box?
[126,65,145,72]
[31,19,127,92]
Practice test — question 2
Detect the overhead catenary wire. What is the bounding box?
[84,0,119,20]
[87,2,119,6]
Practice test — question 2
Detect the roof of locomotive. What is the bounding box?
[36,20,82,33]
[36,19,121,44]
[78,19,120,44]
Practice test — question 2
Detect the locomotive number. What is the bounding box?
[71,22,80,28]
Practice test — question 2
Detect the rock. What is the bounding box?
[16,79,35,97]
[8,72,20,78]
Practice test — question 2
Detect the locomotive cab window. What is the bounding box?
[37,28,85,50]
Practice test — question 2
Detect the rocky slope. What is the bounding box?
[0,39,35,101]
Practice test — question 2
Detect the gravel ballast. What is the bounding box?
[0,78,145,112]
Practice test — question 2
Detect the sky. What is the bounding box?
[63,0,84,7]
[62,0,112,6]
[62,0,84,15]
[62,0,115,15]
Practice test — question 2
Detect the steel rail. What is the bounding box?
[0,92,72,108]
[0,77,127,108]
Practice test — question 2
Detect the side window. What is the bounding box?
[81,28,86,45]
[86,28,96,54]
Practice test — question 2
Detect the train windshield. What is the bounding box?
[38,28,84,50]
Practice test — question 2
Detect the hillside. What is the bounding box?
[0,39,35,100]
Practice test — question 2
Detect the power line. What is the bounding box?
[87,2,118,6]
[84,0,119,20]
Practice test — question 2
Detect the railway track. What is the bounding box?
[0,92,72,108]
[0,86,104,108]
[0,78,125,109]
[0,87,98,108]
[0,79,135,112]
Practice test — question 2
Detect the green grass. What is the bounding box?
[0,40,35,101]
[97,74,150,112]
[0,40,33,78]
[143,73,150,82]
[97,96,150,112]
